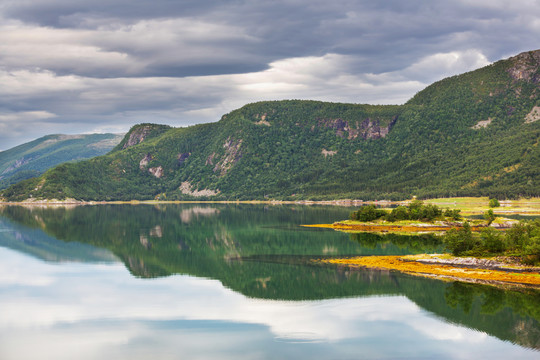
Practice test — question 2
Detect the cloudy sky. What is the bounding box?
[1,0,539,150]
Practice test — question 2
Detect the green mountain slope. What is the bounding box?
[0,133,123,190]
[1,50,539,201]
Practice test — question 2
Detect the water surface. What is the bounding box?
[0,204,538,359]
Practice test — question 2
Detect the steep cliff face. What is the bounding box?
[507,49,540,83]
[113,124,171,151]
[318,116,398,140]
[123,126,155,149]
[213,138,243,176]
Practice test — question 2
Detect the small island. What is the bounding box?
[311,199,540,287]
[306,199,519,233]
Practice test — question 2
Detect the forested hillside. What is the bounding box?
[0,133,123,190]
[1,50,539,201]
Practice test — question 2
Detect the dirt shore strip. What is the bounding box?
[320,255,540,287]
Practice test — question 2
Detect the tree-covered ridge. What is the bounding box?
[1,50,539,201]
[0,133,123,190]
[390,50,540,199]
[1,101,406,201]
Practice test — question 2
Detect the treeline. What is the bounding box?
[443,219,540,264]
[349,200,462,222]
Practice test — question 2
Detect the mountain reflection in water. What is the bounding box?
[0,204,539,356]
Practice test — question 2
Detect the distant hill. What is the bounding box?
[0,133,123,190]
[1,49,539,201]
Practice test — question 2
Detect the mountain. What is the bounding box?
[0,133,123,190]
[1,50,539,201]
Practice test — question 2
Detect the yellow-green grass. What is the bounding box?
[422,197,540,215]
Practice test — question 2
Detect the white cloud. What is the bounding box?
[0,21,139,75]
[0,110,56,122]
[0,69,87,99]
[226,53,426,105]
[0,17,259,77]
[401,49,491,82]
[0,110,57,140]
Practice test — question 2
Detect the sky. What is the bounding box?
[0,0,539,150]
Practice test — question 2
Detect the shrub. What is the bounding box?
[484,209,496,225]
[444,208,462,220]
[505,222,530,251]
[489,198,500,208]
[444,222,477,255]
[350,205,386,222]
[480,227,506,253]
[388,205,409,222]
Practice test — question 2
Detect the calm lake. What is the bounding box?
[0,204,538,359]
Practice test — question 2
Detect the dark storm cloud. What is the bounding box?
[0,0,539,150]
[2,0,538,78]
[3,0,214,27]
